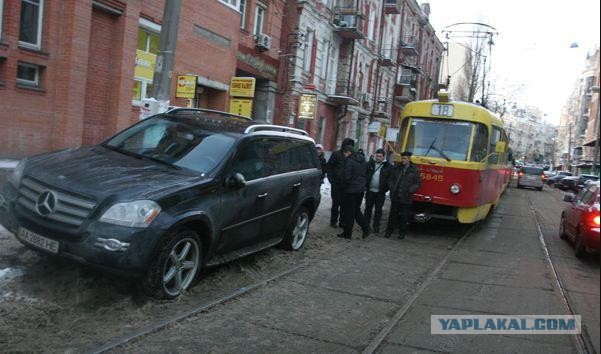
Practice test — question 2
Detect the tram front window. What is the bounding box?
[406,118,473,161]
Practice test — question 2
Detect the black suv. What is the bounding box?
[0,109,322,299]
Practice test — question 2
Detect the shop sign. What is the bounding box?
[298,94,317,120]
[176,75,198,98]
[230,77,256,98]
[229,98,253,118]
[134,50,156,81]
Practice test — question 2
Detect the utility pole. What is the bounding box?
[152,0,183,113]
[567,123,572,172]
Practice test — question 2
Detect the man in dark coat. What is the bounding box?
[338,145,370,239]
[385,151,421,239]
[326,138,355,227]
[364,148,392,233]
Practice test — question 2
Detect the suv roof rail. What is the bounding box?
[166,107,252,121]
[244,124,309,136]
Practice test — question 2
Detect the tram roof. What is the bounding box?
[402,99,504,128]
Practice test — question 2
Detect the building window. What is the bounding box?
[239,0,247,29]
[19,0,44,49]
[17,62,40,86]
[303,29,314,72]
[133,23,160,104]
[219,0,240,11]
[253,3,266,35]
[0,0,4,40]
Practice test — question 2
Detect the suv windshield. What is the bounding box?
[522,167,543,175]
[405,118,473,161]
[103,116,236,174]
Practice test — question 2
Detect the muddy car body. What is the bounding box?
[0,109,322,299]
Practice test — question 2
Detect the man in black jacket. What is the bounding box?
[364,148,391,233]
[338,145,370,239]
[385,151,421,239]
[326,138,355,227]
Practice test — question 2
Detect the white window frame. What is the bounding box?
[0,0,4,40]
[368,8,376,41]
[218,0,240,11]
[19,0,44,50]
[253,3,266,35]
[239,0,247,29]
[303,29,314,72]
[16,62,40,86]
[133,19,161,106]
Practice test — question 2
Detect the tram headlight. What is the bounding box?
[450,184,461,195]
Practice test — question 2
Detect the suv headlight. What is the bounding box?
[99,200,161,228]
[7,159,26,188]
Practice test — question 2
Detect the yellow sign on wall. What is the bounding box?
[230,77,256,98]
[378,124,387,138]
[298,94,317,120]
[229,98,253,118]
[134,50,157,81]
[176,75,198,98]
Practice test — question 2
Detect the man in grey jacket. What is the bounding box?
[385,151,421,239]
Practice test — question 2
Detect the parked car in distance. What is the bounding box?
[517,166,544,191]
[0,109,322,299]
[559,174,600,192]
[547,171,573,186]
[560,182,600,257]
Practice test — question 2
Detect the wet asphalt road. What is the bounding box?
[0,182,599,353]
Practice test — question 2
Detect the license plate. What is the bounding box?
[17,227,59,254]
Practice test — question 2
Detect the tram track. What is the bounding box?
[362,222,477,353]
[527,194,591,354]
[90,223,476,354]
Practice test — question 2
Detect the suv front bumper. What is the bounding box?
[0,183,162,278]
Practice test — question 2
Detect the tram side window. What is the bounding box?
[470,124,488,162]
[488,127,502,164]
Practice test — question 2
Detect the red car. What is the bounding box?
[560,181,600,257]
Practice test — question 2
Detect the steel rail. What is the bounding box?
[362,223,478,354]
[528,195,591,354]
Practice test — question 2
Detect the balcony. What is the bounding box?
[371,98,392,122]
[394,85,416,104]
[327,79,360,106]
[400,35,419,57]
[332,8,365,40]
[379,48,395,67]
[384,0,401,14]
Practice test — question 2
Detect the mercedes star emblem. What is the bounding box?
[36,191,58,216]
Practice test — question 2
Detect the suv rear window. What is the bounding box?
[522,167,543,175]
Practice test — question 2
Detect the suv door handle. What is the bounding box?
[293,182,302,188]
[257,193,268,198]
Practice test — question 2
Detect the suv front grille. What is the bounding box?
[18,177,97,227]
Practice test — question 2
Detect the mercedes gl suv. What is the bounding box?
[0,109,322,299]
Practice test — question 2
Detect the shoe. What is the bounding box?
[362,228,370,239]
[398,234,406,240]
[330,222,338,227]
[337,233,351,239]
[373,226,380,234]
[384,232,391,238]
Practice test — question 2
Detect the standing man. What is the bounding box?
[364,148,391,233]
[316,144,327,182]
[338,145,370,239]
[326,138,355,227]
[385,151,421,239]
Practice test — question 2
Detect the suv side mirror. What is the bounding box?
[563,193,575,203]
[227,172,246,190]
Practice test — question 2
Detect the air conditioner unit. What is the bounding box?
[254,34,272,51]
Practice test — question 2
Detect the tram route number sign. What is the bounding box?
[431,104,454,117]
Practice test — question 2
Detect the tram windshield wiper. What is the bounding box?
[424,138,437,157]
[431,145,451,161]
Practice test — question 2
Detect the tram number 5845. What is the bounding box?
[431,104,454,117]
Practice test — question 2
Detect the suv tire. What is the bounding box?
[280,207,310,251]
[141,229,201,299]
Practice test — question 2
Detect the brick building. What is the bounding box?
[0,0,441,158]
